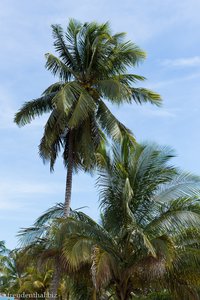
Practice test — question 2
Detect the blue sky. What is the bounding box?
[1,0,200,249]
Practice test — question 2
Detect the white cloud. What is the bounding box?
[0,180,62,196]
[0,88,16,129]
[145,72,200,90]
[0,173,95,213]
[0,201,22,211]
[162,56,200,68]
[0,85,50,129]
[0,180,63,211]
[140,107,176,118]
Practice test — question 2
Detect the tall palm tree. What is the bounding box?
[60,141,200,300]
[14,19,161,216]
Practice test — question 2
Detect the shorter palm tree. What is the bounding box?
[60,141,200,300]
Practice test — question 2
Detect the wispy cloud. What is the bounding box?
[145,72,200,89]
[0,85,49,129]
[162,56,200,68]
[139,107,176,118]
[0,174,95,213]
[0,87,16,129]
[0,201,23,211]
[0,180,62,196]
[0,180,63,211]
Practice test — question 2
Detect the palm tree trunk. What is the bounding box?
[116,290,128,300]
[48,260,61,300]
[48,133,74,300]
[116,280,130,300]
[92,288,97,300]
[63,131,74,217]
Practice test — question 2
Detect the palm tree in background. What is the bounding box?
[0,241,7,261]
[0,241,6,253]
[14,19,161,216]
[0,241,9,288]
[60,141,200,299]
[0,246,54,297]
[18,266,52,295]
[18,209,96,299]
[0,250,27,294]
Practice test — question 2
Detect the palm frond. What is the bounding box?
[42,82,63,95]
[145,198,200,236]
[34,203,64,227]
[38,109,65,170]
[45,53,77,81]
[97,100,134,142]
[154,172,200,203]
[51,24,76,69]
[18,226,49,247]
[14,93,55,126]
[68,90,96,128]
[131,88,162,106]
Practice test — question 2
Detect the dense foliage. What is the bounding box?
[1,142,200,299]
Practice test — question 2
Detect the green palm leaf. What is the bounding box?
[14,93,55,126]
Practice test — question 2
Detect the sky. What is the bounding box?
[1,0,200,249]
